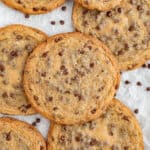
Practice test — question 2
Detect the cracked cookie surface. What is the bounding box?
[0,117,46,150]
[73,0,150,70]
[1,0,65,14]
[75,0,123,11]
[47,99,143,150]
[23,32,119,125]
[0,25,47,115]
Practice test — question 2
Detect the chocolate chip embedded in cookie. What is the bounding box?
[75,0,123,11]
[0,25,47,115]
[1,0,66,14]
[23,32,120,125]
[73,0,150,70]
[47,99,144,150]
[0,117,46,150]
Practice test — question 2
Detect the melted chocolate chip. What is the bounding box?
[33,7,39,11]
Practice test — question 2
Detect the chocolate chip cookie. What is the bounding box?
[73,0,150,70]
[0,117,46,150]
[1,0,66,14]
[75,0,123,11]
[0,25,47,115]
[23,32,120,125]
[47,99,144,150]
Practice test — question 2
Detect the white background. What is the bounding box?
[0,0,149,149]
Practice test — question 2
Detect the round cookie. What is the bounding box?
[0,25,47,115]
[47,99,144,150]
[1,0,65,14]
[23,32,120,125]
[75,0,123,11]
[0,117,46,150]
[73,0,150,70]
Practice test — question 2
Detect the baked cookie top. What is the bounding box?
[73,0,150,70]
[1,0,65,14]
[75,0,123,11]
[23,32,119,125]
[0,25,47,115]
[47,99,144,150]
[0,117,46,150]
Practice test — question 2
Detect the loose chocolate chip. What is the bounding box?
[32,122,36,126]
[16,35,23,40]
[33,95,39,100]
[36,118,40,123]
[124,80,130,84]
[91,108,97,114]
[106,11,112,17]
[147,64,150,69]
[61,6,66,11]
[50,21,56,25]
[0,63,5,72]
[59,20,65,25]
[142,64,146,68]
[136,81,142,86]
[24,14,30,18]
[6,132,11,141]
[134,109,139,114]
[146,87,150,91]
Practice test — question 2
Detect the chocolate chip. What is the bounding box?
[128,24,135,31]
[89,63,94,68]
[16,35,23,40]
[33,7,39,11]
[25,44,33,52]
[0,63,5,72]
[136,81,142,86]
[41,7,47,11]
[74,91,82,101]
[24,14,30,18]
[61,6,66,11]
[124,80,130,84]
[124,146,129,150]
[41,72,46,77]
[54,37,63,43]
[91,108,97,114]
[106,11,112,17]
[134,109,139,114]
[53,107,58,111]
[147,64,150,69]
[42,51,49,57]
[90,138,98,146]
[2,92,8,98]
[33,95,39,100]
[137,5,143,11]
[59,20,65,25]
[59,135,65,143]
[10,51,18,57]
[32,122,36,126]
[111,145,119,150]
[46,96,53,102]
[36,118,40,123]
[75,133,82,142]
[142,64,146,68]
[122,115,129,121]
[50,21,56,25]
[146,87,150,91]
[40,146,44,150]
[117,7,122,13]
[6,132,11,141]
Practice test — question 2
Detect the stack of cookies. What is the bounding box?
[0,0,149,149]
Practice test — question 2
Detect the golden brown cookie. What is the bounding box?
[0,117,46,150]
[75,0,123,11]
[23,32,120,125]
[1,0,66,14]
[73,0,150,70]
[47,99,144,150]
[0,25,47,115]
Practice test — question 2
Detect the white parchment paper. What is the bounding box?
[0,0,149,149]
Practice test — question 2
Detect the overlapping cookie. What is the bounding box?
[1,0,65,14]
[75,0,123,11]
[47,99,144,150]
[23,32,120,125]
[0,25,47,115]
[0,117,46,149]
[73,0,150,70]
